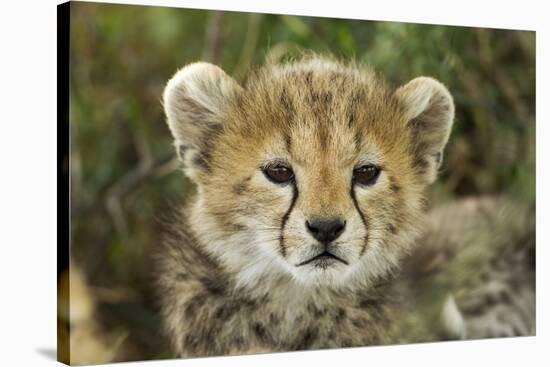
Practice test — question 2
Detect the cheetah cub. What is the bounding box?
[157,57,535,357]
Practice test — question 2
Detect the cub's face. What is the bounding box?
[163,59,454,289]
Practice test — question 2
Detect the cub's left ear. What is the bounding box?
[395,77,455,184]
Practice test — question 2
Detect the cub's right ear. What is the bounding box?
[163,62,242,180]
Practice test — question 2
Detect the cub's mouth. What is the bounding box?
[297,251,349,268]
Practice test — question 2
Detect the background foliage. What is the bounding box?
[65,1,535,363]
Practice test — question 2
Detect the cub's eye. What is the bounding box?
[353,165,381,186]
[263,165,294,184]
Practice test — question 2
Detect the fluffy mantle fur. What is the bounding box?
[156,197,534,357]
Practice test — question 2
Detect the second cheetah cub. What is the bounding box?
[157,57,535,357]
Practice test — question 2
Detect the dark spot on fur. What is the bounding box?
[192,153,209,170]
[269,313,279,326]
[243,298,257,308]
[348,110,356,128]
[202,323,219,347]
[323,92,333,106]
[201,277,225,296]
[390,182,401,193]
[215,303,237,321]
[387,224,397,234]
[176,272,189,281]
[284,131,292,154]
[295,328,318,349]
[304,71,313,86]
[352,317,367,328]
[232,224,247,231]
[499,289,511,304]
[309,91,319,104]
[351,89,364,106]
[185,294,206,318]
[252,322,270,343]
[307,303,326,318]
[280,89,295,116]
[414,156,429,171]
[328,71,340,83]
[462,304,486,316]
[233,178,250,195]
[334,308,346,322]
[184,301,198,319]
[184,333,199,350]
[341,338,353,347]
[353,130,363,154]
[485,292,498,307]
[359,298,378,309]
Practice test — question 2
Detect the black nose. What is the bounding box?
[306,218,346,244]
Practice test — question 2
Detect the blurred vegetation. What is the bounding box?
[66,1,535,363]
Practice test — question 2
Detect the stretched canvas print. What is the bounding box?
[58,1,536,365]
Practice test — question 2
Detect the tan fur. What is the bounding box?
[156,56,534,358]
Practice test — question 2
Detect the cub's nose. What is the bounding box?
[305,218,346,244]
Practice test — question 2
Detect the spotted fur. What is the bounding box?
[156,57,534,357]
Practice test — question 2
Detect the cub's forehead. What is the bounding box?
[223,60,407,162]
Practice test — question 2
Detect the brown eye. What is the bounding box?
[353,165,381,186]
[263,165,294,184]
